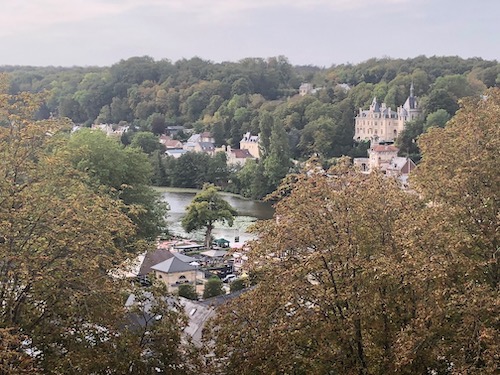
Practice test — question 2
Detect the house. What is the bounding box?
[183,133,216,155]
[225,146,254,166]
[91,123,129,137]
[186,134,201,143]
[299,82,323,96]
[385,157,417,187]
[354,83,421,142]
[200,132,215,143]
[151,253,199,291]
[369,143,400,169]
[299,83,314,96]
[353,142,416,187]
[138,249,175,276]
[240,132,260,159]
[165,125,185,137]
[166,149,189,158]
[193,142,215,155]
[159,135,183,149]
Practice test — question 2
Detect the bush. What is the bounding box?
[178,284,198,300]
[203,277,224,299]
[229,278,246,293]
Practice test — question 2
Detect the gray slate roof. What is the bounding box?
[151,253,197,274]
[139,249,174,275]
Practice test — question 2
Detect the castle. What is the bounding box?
[354,84,421,142]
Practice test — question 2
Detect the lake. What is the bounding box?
[159,188,275,245]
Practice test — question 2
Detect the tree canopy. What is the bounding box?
[204,89,500,374]
[182,184,237,248]
[0,76,199,374]
[2,55,499,198]
[64,128,167,240]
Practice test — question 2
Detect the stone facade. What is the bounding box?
[240,132,260,159]
[354,84,421,142]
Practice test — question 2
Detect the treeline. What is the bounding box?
[2,55,499,197]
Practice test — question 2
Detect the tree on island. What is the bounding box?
[182,184,237,249]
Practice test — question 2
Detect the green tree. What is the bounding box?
[65,129,167,240]
[0,80,197,374]
[203,277,224,299]
[258,111,273,158]
[211,120,226,147]
[148,112,167,135]
[150,149,169,186]
[424,108,450,131]
[171,152,210,188]
[131,131,165,155]
[422,88,459,116]
[229,278,246,293]
[263,121,291,189]
[207,152,229,187]
[395,119,424,160]
[182,184,237,248]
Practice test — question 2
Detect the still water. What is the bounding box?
[161,189,275,245]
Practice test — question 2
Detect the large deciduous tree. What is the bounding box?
[404,89,500,373]
[65,128,167,240]
[206,160,423,374]
[205,89,499,374]
[0,76,197,374]
[182,184,237,248]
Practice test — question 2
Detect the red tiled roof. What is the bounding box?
[372,145,399,152]
[231,149,253,159]
[164,140,182,148]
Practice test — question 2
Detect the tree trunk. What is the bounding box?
[205,223,213,249]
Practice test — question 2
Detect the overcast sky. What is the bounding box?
[0,0,498,67]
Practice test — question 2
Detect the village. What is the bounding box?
[111,84,424,347]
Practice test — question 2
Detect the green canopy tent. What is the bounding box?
[213,238,230,248]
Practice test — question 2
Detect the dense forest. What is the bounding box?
[1,55,499,198]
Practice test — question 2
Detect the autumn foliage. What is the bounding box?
[0,76,198,374]
[205,89,499,374]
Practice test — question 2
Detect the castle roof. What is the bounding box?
[403,82,418,110]
[241,132,259,143]
[370,97,380,112]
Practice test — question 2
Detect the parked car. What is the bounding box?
[221,274,237,283]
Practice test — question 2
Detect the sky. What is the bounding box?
[0,0,498,67]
